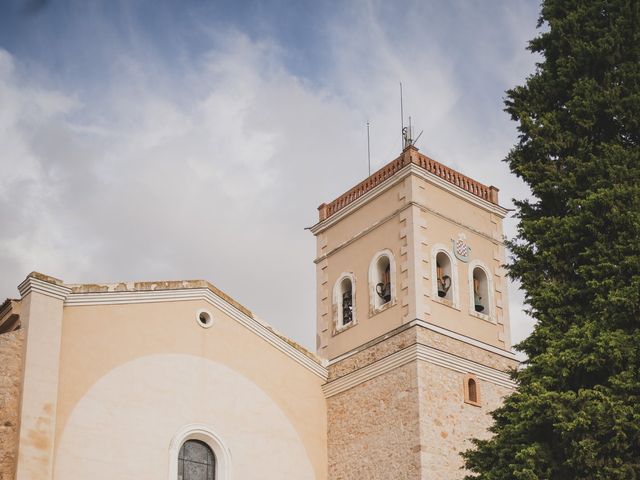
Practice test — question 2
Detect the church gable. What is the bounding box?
[9,272,328,480]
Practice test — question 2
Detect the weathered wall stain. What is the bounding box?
[26,407,52,451]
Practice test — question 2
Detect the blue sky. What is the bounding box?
[0,0,541,350]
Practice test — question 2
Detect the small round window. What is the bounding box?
[196,309,213,328]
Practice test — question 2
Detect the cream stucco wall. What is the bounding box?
[53,299,327,480]
[55,354,318,479]
[315,180,410,359]
[14,281,68,480]
[317,181,409,255]
[412,175,511,350]
[319,217,405,359]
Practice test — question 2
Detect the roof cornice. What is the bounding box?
[18,273,71,300]
[312,146,505,229]
[310,162,509,235]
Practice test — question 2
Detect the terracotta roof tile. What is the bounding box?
[318,146,499,221]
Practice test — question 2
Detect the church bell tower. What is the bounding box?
[310,145,519,479]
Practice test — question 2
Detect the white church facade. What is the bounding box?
[0,145,518,479]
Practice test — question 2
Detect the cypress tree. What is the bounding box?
[463,1,640,478]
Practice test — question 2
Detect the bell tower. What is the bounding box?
[310,145,519,479]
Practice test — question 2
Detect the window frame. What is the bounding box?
[196,309,214,329]
[463,373,481,407]
[467,260,494,323]
[168,424,231,480]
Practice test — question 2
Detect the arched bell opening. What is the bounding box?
[333,273,356,330]
[435,252,453,301]
[472,267,489,313]
[374,255,391,307]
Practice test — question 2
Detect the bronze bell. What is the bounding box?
[473,278,484,312]
[437,274,451,298]
[376,282,391,303]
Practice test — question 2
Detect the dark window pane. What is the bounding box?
[178,440,215,480]
[185,461,208,479]
[468,379,477,402]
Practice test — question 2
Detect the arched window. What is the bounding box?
[334,273,356,330]
[472,267,489,314]
[178,440,215,480]
[168,424,231,480]
[369,250,396,312]
[435,251,453,302]
[463,374,481,406]
[467,378,478,403]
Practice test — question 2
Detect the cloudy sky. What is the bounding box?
[0,0,540,352]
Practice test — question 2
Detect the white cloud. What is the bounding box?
[0,2,539,351]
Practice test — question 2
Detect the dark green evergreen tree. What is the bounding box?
[463,1,640,478]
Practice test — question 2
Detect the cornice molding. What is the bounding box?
[323,342,517,398]
[327,319,516,366]
[314,198,504,265]
[18,277,71,301]
[65,289,328,380]
[412,319,516,359]
[310,164,509,235]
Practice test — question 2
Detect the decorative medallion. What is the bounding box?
[452,233,470,262]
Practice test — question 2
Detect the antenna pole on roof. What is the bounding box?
[399,82,404,150]
[366,121,371,176]
[413,129,424,146]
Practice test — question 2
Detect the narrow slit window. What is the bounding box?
[472,267,489,313]
[464,374,481,406]
[468,378,477,403]
[436,252,453,301]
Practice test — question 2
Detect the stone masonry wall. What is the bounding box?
[417,360,513,478]
[327,362,421,480]
[329,325,518,382]
[0,329,24,480]
[326,325,517,479]
[328,326,417,381]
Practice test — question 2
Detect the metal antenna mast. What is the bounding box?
[366,121,371,176]
[400,82,404,150]
[399,83,423,149]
